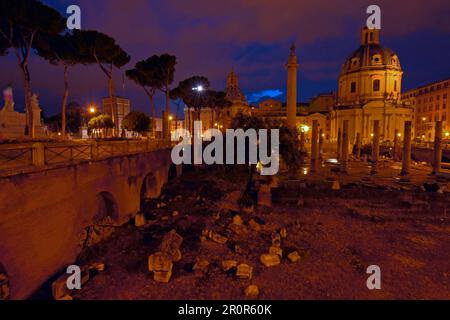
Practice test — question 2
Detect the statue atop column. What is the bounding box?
[2,86,15,112]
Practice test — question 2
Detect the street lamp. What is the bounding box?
[88,105,97,114]
[300,125,310,133]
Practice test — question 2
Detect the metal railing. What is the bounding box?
[0,139,170,173]
[0,145,33,170]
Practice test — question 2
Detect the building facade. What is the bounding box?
[331,27,414,145]
[102,96,131,132]
[402,78,450,142]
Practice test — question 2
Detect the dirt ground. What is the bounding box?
[73,160,450,300]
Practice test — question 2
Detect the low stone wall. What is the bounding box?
[0,148,179,299]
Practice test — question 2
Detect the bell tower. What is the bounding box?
[361,26,380,45]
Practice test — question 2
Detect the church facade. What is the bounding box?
[330,27,414,145]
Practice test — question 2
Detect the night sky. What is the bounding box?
[1,0,450,118]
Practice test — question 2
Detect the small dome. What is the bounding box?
[341,27,401,74]
[342,44,401,73]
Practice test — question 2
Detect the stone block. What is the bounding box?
[160,230,183,261]
[249,219,262,232]
[211,232,228,245]
[288,251,301,263]
[135,211,146,227]
[236,264,253,280]
[269,246,283,258]
[149,252,173,273]
[245,285,259,298]
[222,260,238,272]
[260,254,281,267]
[193,259,210,273]
[233,215,244,225]
[271,233,281,247]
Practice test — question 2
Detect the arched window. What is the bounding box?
[373,79,381,92]
[394,80,397,92]
[350,82,357,93]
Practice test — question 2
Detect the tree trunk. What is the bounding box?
[19,62,34,138]
[165,82,170,139]
[108,72,119,137]
[149,94,156,138]
[61,65,69,138]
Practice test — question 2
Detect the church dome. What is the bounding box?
[337,27,403,107]
[341,27,401,74]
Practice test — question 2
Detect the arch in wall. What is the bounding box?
[140,172,159,209]
[94,192,119,223]
[77,192,120,252]
[0,263,10,300]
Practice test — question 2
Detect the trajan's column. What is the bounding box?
[286,44,299,127]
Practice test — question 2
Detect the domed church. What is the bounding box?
[330,27,414,144]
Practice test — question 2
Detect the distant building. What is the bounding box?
[184,70,252,133]
[102,96,131,131]
[402,78,450,142]
[154,117,184,139]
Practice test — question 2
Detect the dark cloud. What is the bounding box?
[1,0,449,116]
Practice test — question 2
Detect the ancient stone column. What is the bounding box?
[311,120,320,173]
[401,121,412,176]
[393,129,399,161]
[371,120,380,174]
[341,120,349,173]
[355,132,361,159]
[337,128,342,160]
[319,129,324,160]
[432,121,443,175]
[286,44,299,128]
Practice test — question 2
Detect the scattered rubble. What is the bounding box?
[148,252,173,283]
[288,251,301,263]
[193,259,210,274]
[160,230,183,262]
[236,264,253,280]
[269,246,283,258]
[222,260,238,272]
[245,285,260,298]
[332,180,341,190]
[260,254,281,267]
[0,271,10,300]
[271,233,281,247]
[135,211,146,227]
[232,215,244,226]
[210,232,228,245]
[52,267,89,300]
[249,219,262,232]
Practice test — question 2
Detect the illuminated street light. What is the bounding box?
[89,105,97,114]
[445,132,450,138]
[193,85,204,92]
[300,125,310,133]
[168,115,173,121]
[422,117,427,121]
